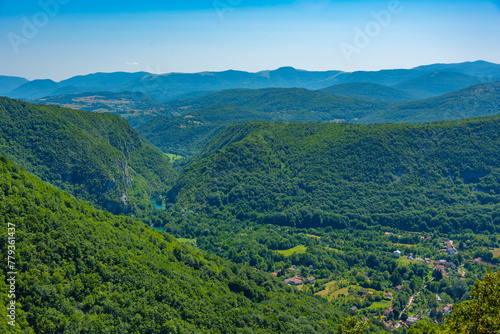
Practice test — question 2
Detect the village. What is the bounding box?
[271,230,499,331]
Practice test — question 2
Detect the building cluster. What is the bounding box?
[433,259,458,277]
[283,276,315,285]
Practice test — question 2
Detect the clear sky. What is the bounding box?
[0,0,499,81]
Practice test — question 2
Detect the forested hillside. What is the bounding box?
[0,97,176,213]
[319,83,416,102]
[362,81,500,124]
[166,88,384,121]
[167,117,500,234]
[392,72,484,99]
[0,156,343,333]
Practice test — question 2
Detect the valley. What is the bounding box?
[1,61,499,333]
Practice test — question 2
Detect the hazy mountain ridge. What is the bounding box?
[319,82,417,102]
[4,61,498,102]
[0,75,28,95]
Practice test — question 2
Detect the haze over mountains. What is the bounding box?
[3,60,500,101]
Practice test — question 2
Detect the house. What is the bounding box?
[385,232,392,236]
[284,276,304,285]
[440,249,447,253]
[272,272,278,277]
[384,309,391,316]
[474,257,482,263]
[442,306,451,313]
[288,267,295,271]
[385,292,393,299]
[407,314,421,326]
[357,289,368,296]
[407,253,415,260]
[445,262,457,270]
[383,320,393,329]
[394,250,401,258]
[425,258,431,264]
[306,276,315,284]
[436,294,442,301]
[350,306,358,312]
[447,247,457,255]
[293,276,303,285]
[435,265,446,271]
[395,285,402,291]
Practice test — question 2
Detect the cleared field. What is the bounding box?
[306,234,321,239]
[394,243,417,248]
[368,300,391,310]
[491,248,500,258]
[165,153,185,162]
[317,282,355,301]
[277,245,307,256]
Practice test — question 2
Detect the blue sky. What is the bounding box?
[0,0,499,81]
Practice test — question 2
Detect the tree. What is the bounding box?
[337,314,369,334]
[408,319,440,333]
[445,270,500,333]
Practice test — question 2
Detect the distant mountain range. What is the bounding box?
[3,60,499,102]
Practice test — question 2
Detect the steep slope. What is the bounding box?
[0,76,28,96]
[137,105,272,157]
[166,88,384,122]
[392,72,484,99]
[32,91,173,127]
[319,82,416,102]
[0,156,340,333]
[0,97,176,213]
[168,117,500,234]
[362,81,500,123]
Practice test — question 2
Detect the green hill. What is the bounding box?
[362,81,500,123]
[166,88,385,122]
[319,82,416,102]
[167,117,500,234]
[392,72,484,99]
[0,97,176,213]
[0,156,341,333]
